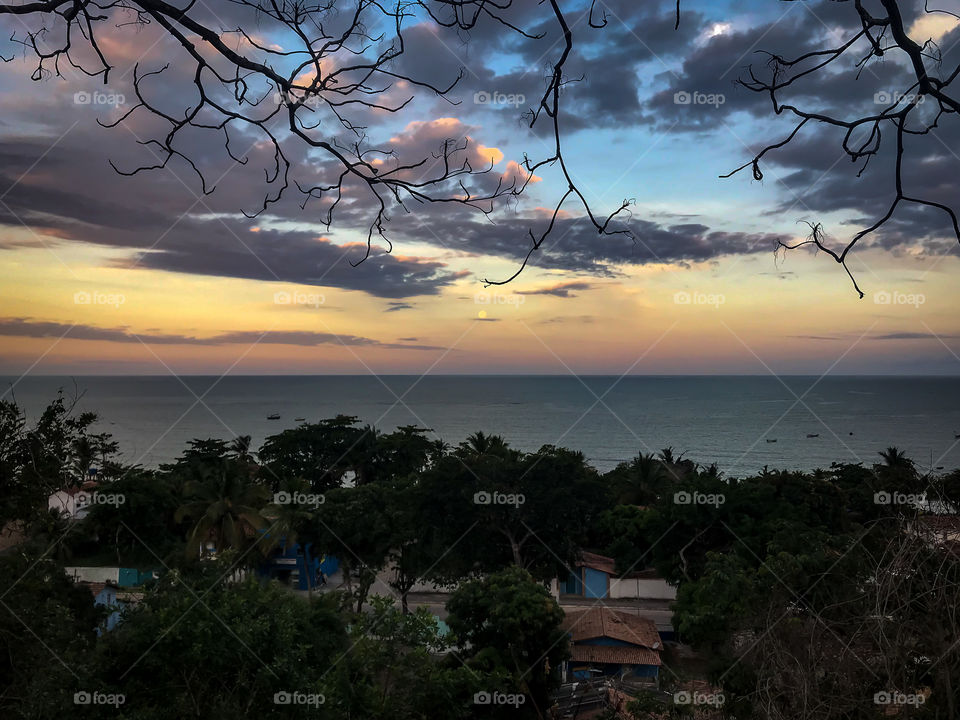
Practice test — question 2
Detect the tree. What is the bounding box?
[81,569,349,719]
[312,483,394,612]
[420,442,604,581]
[327,596,482,719]
[0,552,102,718]
[0,0,633,285]
[0,393,121,528]
[173,457,271,559]
[80,469,183,564]
[258,416,365,493]
[446,566,568,719]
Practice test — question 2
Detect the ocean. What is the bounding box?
[2,375,959,476]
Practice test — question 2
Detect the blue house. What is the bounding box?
[563,551,616,599]
[81,581,143,634]
[561,608,662,684]
[261,542,339,591]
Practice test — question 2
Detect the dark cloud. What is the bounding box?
[537,315,596,325]
[0,138,465,298]
[872,332,960,341]
[516,280,593,297]
[384,206,786,275]
[385,302,414,312]
[0,317,444,350]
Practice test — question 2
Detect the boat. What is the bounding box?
[267,413,281,420]
[765,439,778,443]
[806,433,819,438]
[294,417,306,422]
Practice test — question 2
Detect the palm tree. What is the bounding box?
[261,479,316,552]
[623,452,666,504]
[878,446,913,471]
[458,431,511,458]
[174,462,271,559]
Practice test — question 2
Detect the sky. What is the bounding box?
[0,0,959,376]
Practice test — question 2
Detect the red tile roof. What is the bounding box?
[569,644,662,667]
[562,608,662,649]
[576,551,616,574]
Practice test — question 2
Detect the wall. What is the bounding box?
[609,577,676,600]
[583,567,608,599]
[65,567,120,584]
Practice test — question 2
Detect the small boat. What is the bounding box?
[294,417,306,422]
[267,413,281,420]
[765,439,778,443]
[806,433,819,438]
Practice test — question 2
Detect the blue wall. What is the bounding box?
[583,567,608,599]
[565,567,608,597]
[261,543,340,590]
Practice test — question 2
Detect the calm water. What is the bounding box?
[2,376,959,476]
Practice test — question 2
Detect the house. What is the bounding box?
[561,551,616,599]
[260,542,339,591]
[65,566,158,587]
[78,580,143,633]
[556,551,678,639]
[562,607,662,684]
[47,479,100,521]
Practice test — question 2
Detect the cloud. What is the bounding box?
[537,315,596,325]
[516,280,593,297]
[384,206,787,275]
[872,332,960,341]
[0,318,445,350]
[385,302,414,312]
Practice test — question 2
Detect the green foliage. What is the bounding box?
[0,552,102,719]
[327,596,480,719]
[79,469,184,564]
[446,566,568,717]
[172,447,271,559]
[0,392,121,527]
[419,441,605,581]
[74,569,347,719]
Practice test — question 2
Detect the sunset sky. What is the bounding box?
[1,0,959,376]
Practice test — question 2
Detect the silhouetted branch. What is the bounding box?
[727,0,960,296]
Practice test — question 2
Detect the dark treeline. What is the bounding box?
[1,392,959,719]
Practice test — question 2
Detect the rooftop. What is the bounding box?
[562,607,662,650]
